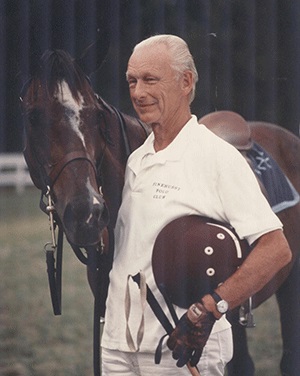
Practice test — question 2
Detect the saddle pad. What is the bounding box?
[247,142,299,213]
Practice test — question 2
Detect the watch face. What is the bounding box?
[217,300,229,313]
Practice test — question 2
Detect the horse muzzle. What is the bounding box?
[62,193,109,247]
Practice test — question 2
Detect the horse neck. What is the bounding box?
[100,103,148,227]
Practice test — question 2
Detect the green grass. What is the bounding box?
[0,188,283,375]
[0,188,94,376]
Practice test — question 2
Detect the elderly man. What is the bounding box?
[101,34,291,376]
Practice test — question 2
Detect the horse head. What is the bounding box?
[21,49,109,247]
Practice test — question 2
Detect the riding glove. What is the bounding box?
[167,301,216,367]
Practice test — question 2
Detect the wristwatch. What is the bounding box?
[211,292,229,314]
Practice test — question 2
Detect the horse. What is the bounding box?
[21,50,299,375]
[20,49,149,375]
[199,111,300,376]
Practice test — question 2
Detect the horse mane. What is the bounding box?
[28,49,95,104]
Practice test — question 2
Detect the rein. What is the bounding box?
[37,149,101,317]
[43,186,63,315]
[41,186,105,315]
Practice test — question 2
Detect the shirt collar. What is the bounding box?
[128,115,197,174]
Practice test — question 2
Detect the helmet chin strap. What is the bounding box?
[130,272,200,376]
[125,271,147,352]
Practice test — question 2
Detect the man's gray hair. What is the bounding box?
[133,34,199,104]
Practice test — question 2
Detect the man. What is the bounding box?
[101,34,291,375]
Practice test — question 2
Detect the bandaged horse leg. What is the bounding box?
[276,255,300,376]
[226,308,255,376]
[227,257,300,376]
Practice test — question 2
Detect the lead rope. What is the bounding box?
[125,271,147,352]
[44,186,63,316]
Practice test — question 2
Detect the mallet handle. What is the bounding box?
[187,362,201,376]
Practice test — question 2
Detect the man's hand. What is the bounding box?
[167,301,216,367]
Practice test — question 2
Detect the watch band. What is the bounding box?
[211,291,223,304]
[211,291,229,314]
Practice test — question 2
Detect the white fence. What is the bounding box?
[0,153,33,194]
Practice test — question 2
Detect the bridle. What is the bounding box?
[48,150,98,190]
[36,149,106,314]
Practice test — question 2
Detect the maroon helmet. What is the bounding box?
[152,215,250,309]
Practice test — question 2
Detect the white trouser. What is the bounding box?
[102,327,233,376]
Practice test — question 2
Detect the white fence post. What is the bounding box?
[0,153,33,194]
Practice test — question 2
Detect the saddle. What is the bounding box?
[199,111,253,151]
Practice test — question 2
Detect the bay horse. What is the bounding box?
[20,49,149,375]
[199,111,300,376]
[21,50,299,375]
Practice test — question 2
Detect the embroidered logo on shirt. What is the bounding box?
[152,181,181,199]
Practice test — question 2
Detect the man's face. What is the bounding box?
[126,44,189,125]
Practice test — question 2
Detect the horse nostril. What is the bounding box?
[91,194,109,226]
[94,205,101,218]
[91,202,109,227]
[91,204,101,224]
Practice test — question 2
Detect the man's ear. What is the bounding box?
[181,71,193,95]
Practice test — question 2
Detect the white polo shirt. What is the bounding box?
[101,115,282,353]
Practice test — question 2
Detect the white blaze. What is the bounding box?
[55,80,86,148]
